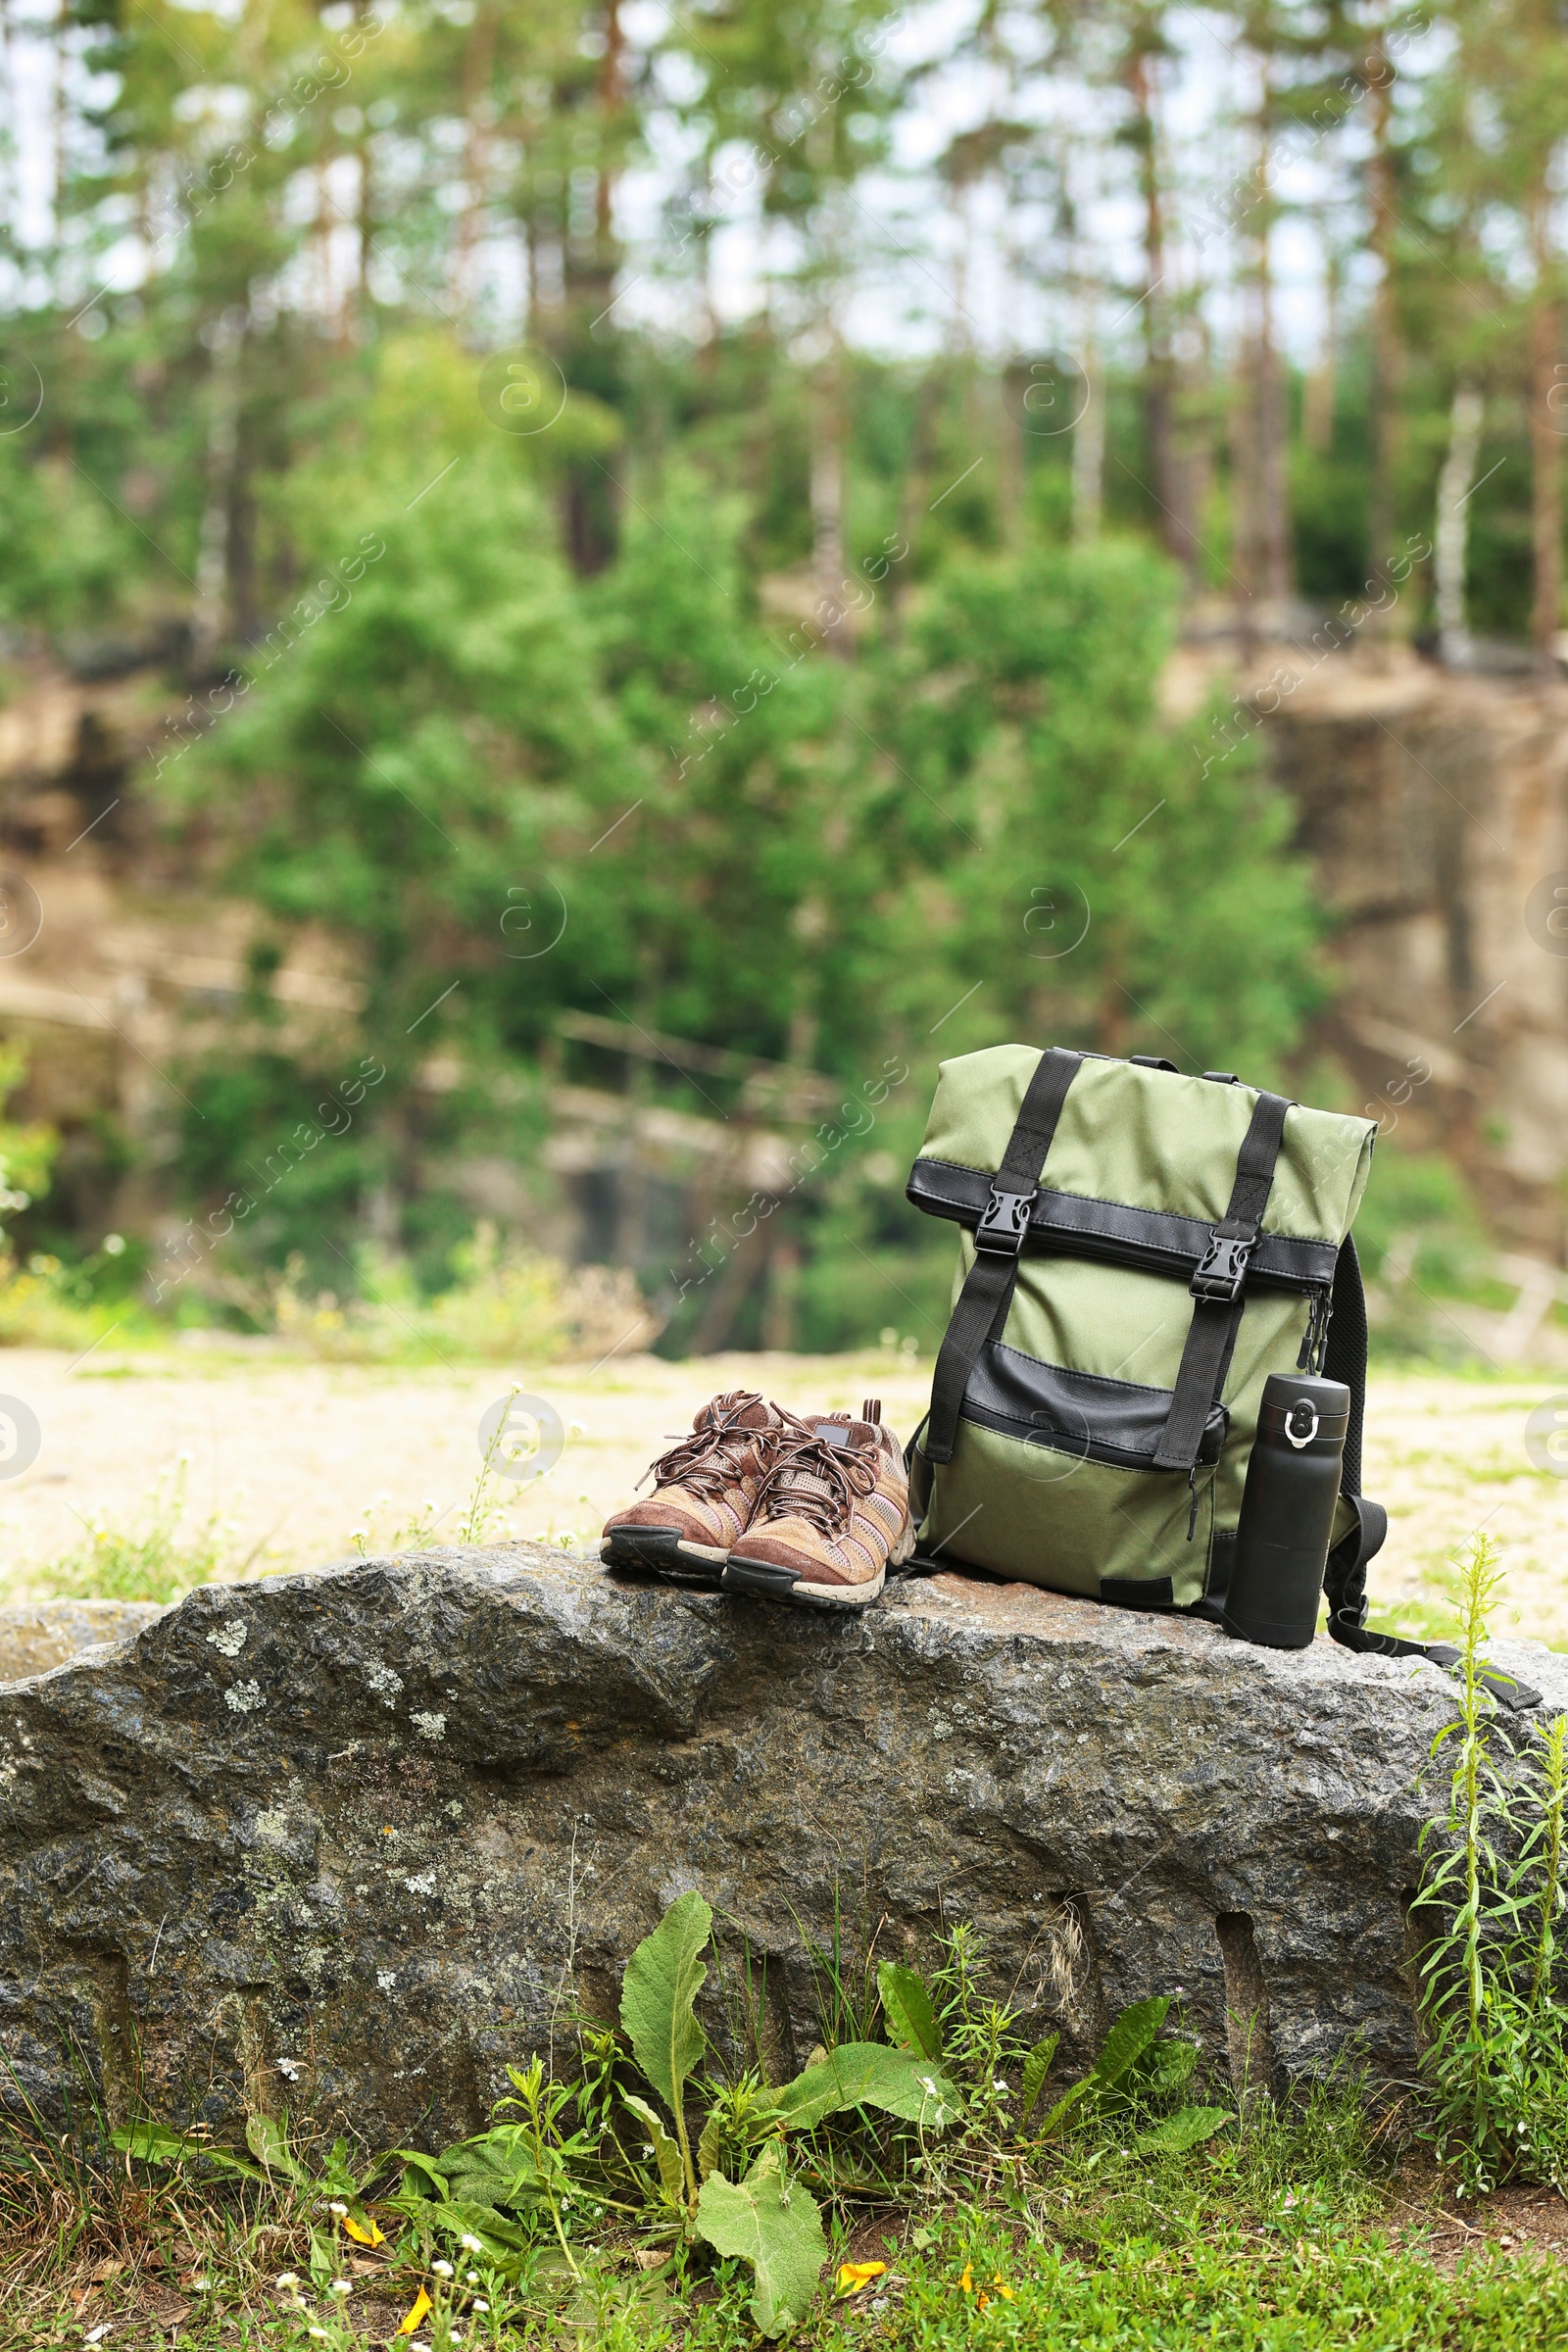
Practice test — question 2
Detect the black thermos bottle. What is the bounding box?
[1221,1373,1350,1650]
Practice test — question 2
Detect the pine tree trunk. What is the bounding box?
[1128,48,1193,578]
[1531,197,1563,668]
[1366,38,1400,584]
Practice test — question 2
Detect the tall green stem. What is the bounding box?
[1527,1717,1568,2020]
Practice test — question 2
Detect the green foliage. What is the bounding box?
[876,1959,942,2060]
[1414,1535,1568,2194]
[78,1896,1563,2352]
[1034,1992,1229,2157]
[41,1460,231,1602]
[619,1887,713,2208]
[768,2042,961,2133]
[694,2143,828,2339]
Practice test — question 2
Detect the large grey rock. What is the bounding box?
[1,1546,1559,2149]
[0,1597,170,1683]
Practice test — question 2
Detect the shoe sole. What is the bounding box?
[722,1557,888,1609]
[722,1521,913,1611]
[600,1528,728,1586]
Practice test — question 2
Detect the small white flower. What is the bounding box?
[277,2057,300,2081]
[308,2331,330,2343]
[466,2270,480,2283]
[274,2274,300,2290]
[329,2278,352,2295]
[641,2142,654,2157]
[459,2233,483,2253]
[85,2331,113,2347]
[328,2200,348,2216]
[471,2298,490,2314]
[432,2259,454,2278]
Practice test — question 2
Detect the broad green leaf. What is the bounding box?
[1135,2104,1233,2154]
[245,2110,308,2186]
[620,1890,711,2119]
[1017,2032,1059,2128]
[876,1960,942,2059]
[1092,1996,1169,2092]
[696,2144,827,2338]
[440,2147,550,2211]
[623,2092,686,2208]
[771,2041,960,2132]
[111,2121,197,2166]
[696,2105,726,2184]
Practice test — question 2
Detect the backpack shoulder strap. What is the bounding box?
[1323,1237,1540,1710]
[922,1047,1083,1466]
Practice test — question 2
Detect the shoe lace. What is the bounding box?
[753,1428,876,1537]
[641,1392,773,1500]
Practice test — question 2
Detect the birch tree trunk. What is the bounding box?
[1435,379,1484,669]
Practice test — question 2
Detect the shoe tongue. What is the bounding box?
[698,1389,766,1432]
[812,1418,869,1447]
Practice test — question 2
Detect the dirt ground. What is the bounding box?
[0,1345,1563,1645]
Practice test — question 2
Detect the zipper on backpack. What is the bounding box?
[1297,1283,1332,1374]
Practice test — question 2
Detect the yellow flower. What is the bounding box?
[992,2276,1016,2301]
[835,2261,887,2298]
[342,2212,385,2247]
[397,2287,432,2335]
[959,2263,974,2295]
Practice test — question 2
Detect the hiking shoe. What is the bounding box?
[722,1399,913,1609]
[600,1390,797,1584]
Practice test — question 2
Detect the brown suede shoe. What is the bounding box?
[600,1391,797,1584]
[722,1400,913,1609]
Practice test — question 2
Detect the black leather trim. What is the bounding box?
[906,1157,1337,1292]
[960,1342,1228,1470]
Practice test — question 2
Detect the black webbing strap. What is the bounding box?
[922,1048,1083,1466]
[1322,1238,1540,1709]
[1152,1090,1293,1474]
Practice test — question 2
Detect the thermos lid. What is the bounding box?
[1257,1372,1349,1450]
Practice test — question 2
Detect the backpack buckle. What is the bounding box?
[975,1184,1035,1255]
[1191,1227,1253,1301]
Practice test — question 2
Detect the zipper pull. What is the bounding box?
[1186,1466,1199,1542]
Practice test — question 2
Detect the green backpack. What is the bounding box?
[903,1044,1423,1666]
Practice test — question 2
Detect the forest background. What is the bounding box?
[0,0,1556,1359]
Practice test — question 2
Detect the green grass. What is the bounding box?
[37,1461,236,1603]
[2,2086,1562,2349]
